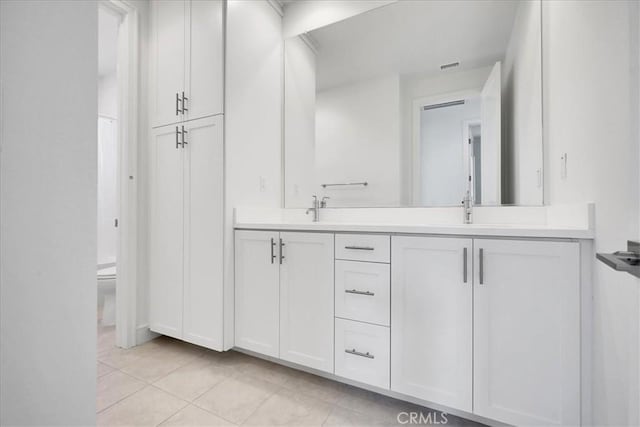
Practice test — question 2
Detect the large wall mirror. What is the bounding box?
[284,0,543,208]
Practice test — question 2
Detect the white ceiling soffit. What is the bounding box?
[282,0,398,38]
[311,0,520,90]
[98,7,121,78]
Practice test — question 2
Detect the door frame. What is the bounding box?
[100,0,140,349]
[411,89,480,206]
[462,119,482,203]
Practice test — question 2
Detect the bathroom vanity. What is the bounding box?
[233,205,594,426]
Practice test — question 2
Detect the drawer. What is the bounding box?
[335,318,390,389]
[335,234,390,263]
[335,260,390,326]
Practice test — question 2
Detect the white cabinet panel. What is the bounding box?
[183,116,224,349]
[234,230,280,358]
[335,260,390,326]
[150,125,184,339]
[335,318,390,389]
[335,234,390,263]
[391,236,472,412]
[473,239,580,426]
[187,0,224,119]
[280,232,334,373]
[151,0,186,128]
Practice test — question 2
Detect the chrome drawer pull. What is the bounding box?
[345,289,375,296]
[344,246,374,251]
[345,348,375,359]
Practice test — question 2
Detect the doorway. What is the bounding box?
[97,4,121,349]
[98,0,140,351]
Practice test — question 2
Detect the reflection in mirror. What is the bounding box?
[284,0,543,208]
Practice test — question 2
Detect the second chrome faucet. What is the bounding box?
[306,195,329,222]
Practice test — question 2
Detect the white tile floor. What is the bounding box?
[97,324,484,426]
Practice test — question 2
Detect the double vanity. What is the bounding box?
[233,205,594,426]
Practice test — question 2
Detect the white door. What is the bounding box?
[186,0,224,120]
[280,232,334,372]
[182,116,224,350]
[234,230,280,357]
[391,236,472,412]
[480,61,501,205]
[151,0,186,128]
[149,125,184,339]
[474,239,580,426]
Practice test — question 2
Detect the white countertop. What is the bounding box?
[234,221,593,239]
[234,204,595,239]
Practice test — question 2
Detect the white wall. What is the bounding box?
[224,0,283,349]
[0,1,97,424]
[543,1,640,425]
[400,67,491,205]
[315,75,401,207]
[98,73,118,119]
[282,0,396,38]
[97,116,118,265]
[284,36,316,207]
[97,51,118,267]
[502,0,543,205]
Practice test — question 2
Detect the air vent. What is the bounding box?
[440,62,460,70]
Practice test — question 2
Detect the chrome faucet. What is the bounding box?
[306,196,329,222]
[462,191,473,224]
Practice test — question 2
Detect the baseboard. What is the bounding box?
[136,324,159,345]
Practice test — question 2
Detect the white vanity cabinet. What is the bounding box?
[234,231,335,373]
[473,239,580,426]
[391,236,473,412]
[279,232,335,372]
[150,115,224,349]
[151,0,224,128]
[232,227,586,426]
[234,230,280,357]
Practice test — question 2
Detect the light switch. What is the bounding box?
[560,153,568,180]
[259,176,266,192]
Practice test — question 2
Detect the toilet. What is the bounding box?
[97,263,116,327]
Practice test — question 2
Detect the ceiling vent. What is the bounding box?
[440,62,460,70]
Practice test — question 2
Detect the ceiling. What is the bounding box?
[98,8,120,77]
[310,0,520,90]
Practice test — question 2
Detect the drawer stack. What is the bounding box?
[334,234,391,389]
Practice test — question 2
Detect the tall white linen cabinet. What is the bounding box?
[149,0,225,350]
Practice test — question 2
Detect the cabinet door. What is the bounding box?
[280,232,334,373]
[149,125,184,339]
[235,230,280,357]
[391,236,472,412]
[186,0,224,119]
[151,0,186,127]
[182,116,224,350]
[474,239,580,426]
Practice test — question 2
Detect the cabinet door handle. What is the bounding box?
[463,247,468,283]
[344,246,374,251]
[175,126,180,149]
[181,125,188,147]
[279,239,285,264]
[345,348,375,359]
[270,238,276,264]
[176,92,182,115]
[182,91,188,112]
[345,289,375,296]
[479,248,484,285]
